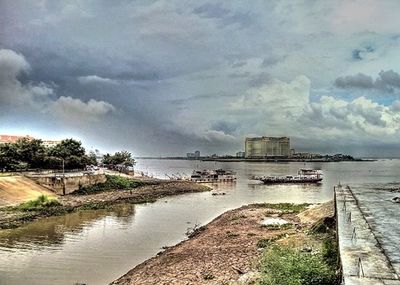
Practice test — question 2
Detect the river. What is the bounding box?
[0,159,399,285]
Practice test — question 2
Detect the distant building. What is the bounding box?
[292,152,322,159]
[236,151,245,158]
[187,150,201,159]
[245,136,290,158]
[0,134,34,144]
[42,140,62,147]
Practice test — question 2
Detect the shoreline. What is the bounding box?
[136,157,376,162]
[110,201,336,285]
[0,180,210,230]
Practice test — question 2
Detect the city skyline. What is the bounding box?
[1,1,400,156]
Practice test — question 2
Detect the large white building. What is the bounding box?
[245,137,290,158]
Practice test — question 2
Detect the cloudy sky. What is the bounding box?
[1,0,400,157]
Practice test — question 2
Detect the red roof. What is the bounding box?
[0,135,34,144]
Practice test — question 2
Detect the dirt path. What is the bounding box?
[0,175,56,207]
[110,202,334,285]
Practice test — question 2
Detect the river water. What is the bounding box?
[0,159,399,285]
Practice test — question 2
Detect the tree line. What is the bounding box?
[0,138,134,171]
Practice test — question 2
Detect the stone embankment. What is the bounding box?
[110,202,334,285]
[0,175,56,207]
[335,184,400,285]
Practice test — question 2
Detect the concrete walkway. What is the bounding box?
[335,184,400,284]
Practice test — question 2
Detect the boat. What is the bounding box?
[253,168,323,184]
[190,169,237,183]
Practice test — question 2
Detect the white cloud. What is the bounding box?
[78,75,117,84]
[52,96,115,122]
[302,96,400,138]
[0,49,30,80]
[0,49,115,123]
[0,49,52,107]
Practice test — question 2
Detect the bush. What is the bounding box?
[75,175,145,194]
[259,246,336,285]
[261,203,309,213]
[17,195,61,211]
[321,236,338,268]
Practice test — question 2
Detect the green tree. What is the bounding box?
[47,139,88,169]
[14,138,46,168]
[102,151,135,166]
[0,143,19,170]
[87,151,98,166]
[102,153,112,165]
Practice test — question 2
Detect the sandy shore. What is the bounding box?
[0,180,210,229]
[110,202,334,285]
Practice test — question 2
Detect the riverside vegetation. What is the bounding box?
[0,175,210,229]
[0,137,135,171]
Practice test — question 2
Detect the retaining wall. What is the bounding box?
[28,173,107,195]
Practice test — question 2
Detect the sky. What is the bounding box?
[1,0,400,157]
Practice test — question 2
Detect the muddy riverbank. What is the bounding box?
[0,180,210,229]
[110,201,335,285]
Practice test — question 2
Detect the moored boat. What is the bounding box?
[190,169,237,183]
[253,169,323,184]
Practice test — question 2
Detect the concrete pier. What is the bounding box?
[335,184,400,284]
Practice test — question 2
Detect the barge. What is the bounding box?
[190,169,237,183]
[253,169,323,184]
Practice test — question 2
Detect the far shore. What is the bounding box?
[136,156,376,162]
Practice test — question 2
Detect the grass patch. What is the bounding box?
[226,231,240,238]
[259,245,336,285]
[262,203,309,213]
[256,234,285,248]
[16,195,61,211]
[75,175,146,194]
[229,214,247,221]
[203,272,215,280]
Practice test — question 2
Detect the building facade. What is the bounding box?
[245,137,290,158]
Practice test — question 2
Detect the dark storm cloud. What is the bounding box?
[335,70,400,93]
[248,72,272,88]
[193,2,254,28]
[193,3,230,19]
[334,73,374,89]
[210,120,239,135]
[351,45,375,61]
[2,0,400,156]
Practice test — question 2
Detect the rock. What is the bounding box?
[230,271,260,285]
[301,246,312,253]
[391,197,400,203]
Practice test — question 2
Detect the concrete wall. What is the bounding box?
[29,173,107,195]
[335,184,400,284]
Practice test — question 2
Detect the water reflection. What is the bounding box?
[0,159,399,285]
[0,204,135,249]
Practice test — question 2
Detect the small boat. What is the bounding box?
[190,169,237,183]
[253,168,323,184]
